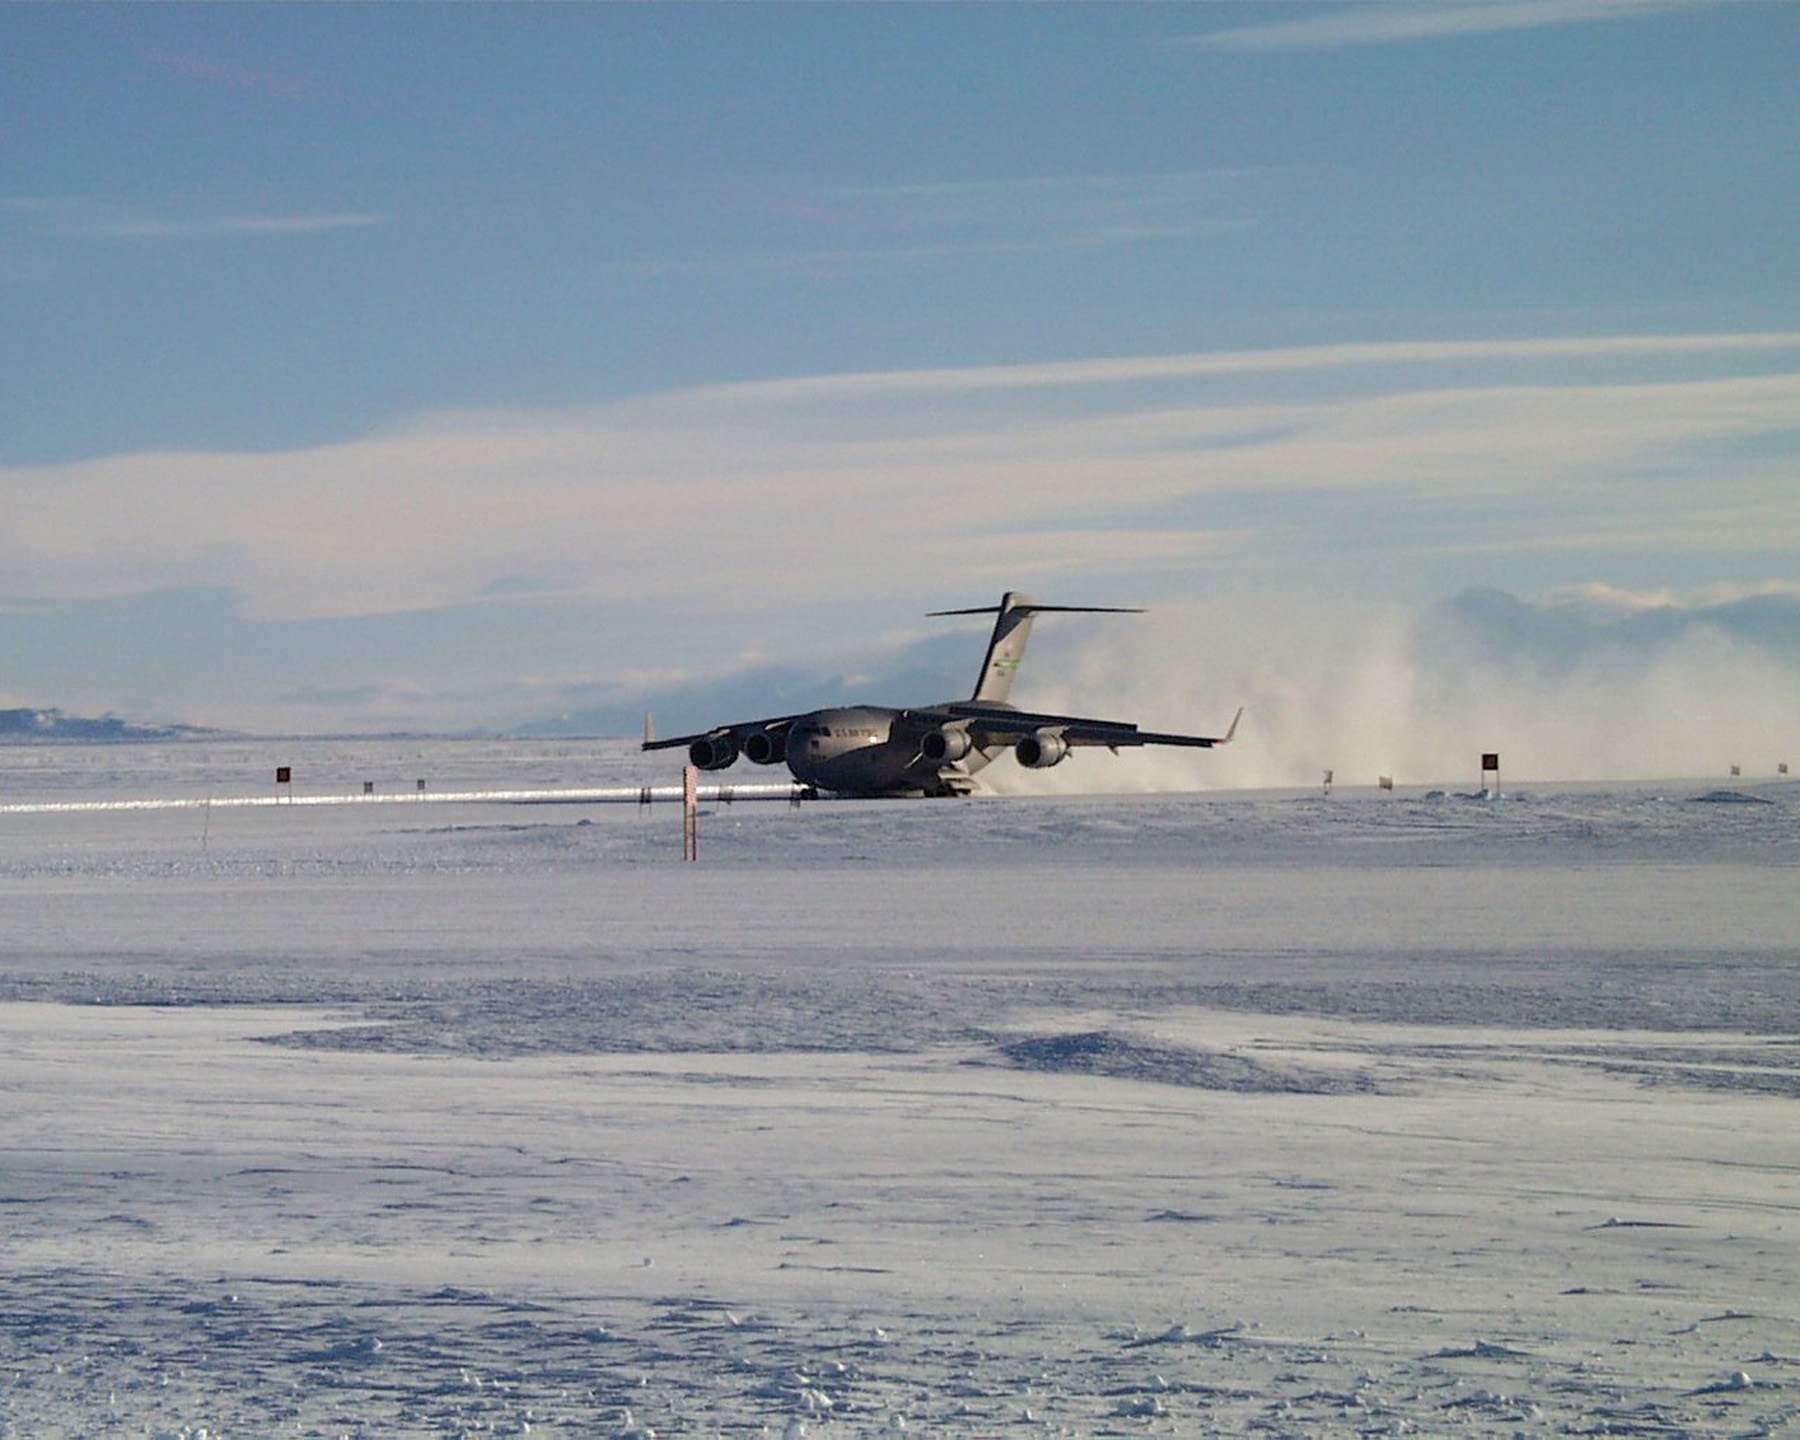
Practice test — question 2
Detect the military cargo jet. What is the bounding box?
[644,592,1239,797]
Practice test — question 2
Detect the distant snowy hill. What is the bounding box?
[0,708,217,744]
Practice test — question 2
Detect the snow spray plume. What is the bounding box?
[992,588,1800,791]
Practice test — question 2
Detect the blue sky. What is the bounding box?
[4,1,1797,743]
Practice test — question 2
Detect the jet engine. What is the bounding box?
[1015,730,1069,769]
[920,725,974,764]
[687,734,740,770]
[743,728,787,765]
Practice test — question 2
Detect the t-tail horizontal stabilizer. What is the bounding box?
[929,591,1146,705]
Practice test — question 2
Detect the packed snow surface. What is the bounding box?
[0,738,1795,1436]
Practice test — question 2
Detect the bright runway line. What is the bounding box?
[0,784,809,815]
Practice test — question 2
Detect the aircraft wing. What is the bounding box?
[642,716,796,752]
[925,703,1242,750]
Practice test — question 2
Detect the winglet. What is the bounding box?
[1221,707,1243,745]
[644,711,655,746]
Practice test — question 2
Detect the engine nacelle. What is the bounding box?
[688,734,740,771]
[1015,730,1069,769]
[920,725,974,764]
[743,728,787,765]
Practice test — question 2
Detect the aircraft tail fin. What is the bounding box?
[930,592,1143,704]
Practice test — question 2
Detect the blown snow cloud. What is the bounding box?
[1006,583,1800,790]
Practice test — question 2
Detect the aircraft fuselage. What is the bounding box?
[781,706,997,797]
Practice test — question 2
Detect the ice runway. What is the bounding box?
[0,739,1796,1435]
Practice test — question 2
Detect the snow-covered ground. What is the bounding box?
[0,738,1795,1436]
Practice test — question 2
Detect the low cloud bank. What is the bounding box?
[7,334,1797,631]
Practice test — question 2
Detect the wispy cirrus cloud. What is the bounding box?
[134,42,355,105]
[1,198,386,241]
[717,331,1800,401]
[1177,0,1719,54]
[630,219,1248,278]
[631,169,1252,277]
